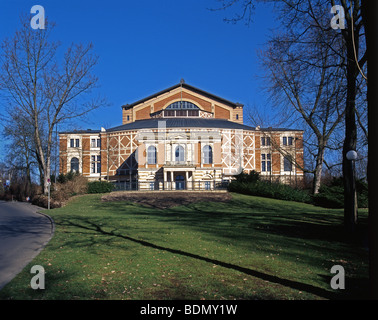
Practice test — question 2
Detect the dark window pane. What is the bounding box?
[284,156,292,171]
[70,157,79,172]
[166,101,200,110]
[203,145,212,164]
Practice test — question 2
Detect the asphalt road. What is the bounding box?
[0,200,54,290]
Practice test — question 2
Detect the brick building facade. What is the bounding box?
[59,81,304,190]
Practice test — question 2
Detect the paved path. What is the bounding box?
[0,201,54,290]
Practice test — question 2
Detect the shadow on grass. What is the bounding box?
[99,195,368,252]
[61,218,341,300]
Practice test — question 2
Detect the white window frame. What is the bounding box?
[91,155,101,174]
[70,157,80,173]
[261,153,271,173]
[147,145,157,165]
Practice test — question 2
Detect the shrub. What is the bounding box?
[52,174,88,203]
[229,174,368,208]
[29,174,89,208]
[312,184,344,208]
[57,171,80,184]
[234,170,260,183]
[31,194,61,209]
[228,180,312,203]
[87,181,114,194]
[313,177,368,208]
[0,180,40,202]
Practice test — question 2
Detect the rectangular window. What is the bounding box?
[91,155,101,173]
[164,110,175,117]
[149,182,155,190]
[176,110,186,117]
[283,136,293,146]
[75,139,79,148]
[97,156,101,173]
[91,138,101,148]
[91,156,95,173]
[147,146,157,164]
[284,156,293,172]
[261,137,271,147]
[261,154,271,172]
[205,181,211,190]
[70,139,74,147]
[188,110,199,117]
[261,154,266,172]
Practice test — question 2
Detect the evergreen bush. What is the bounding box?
[228,180,312,203]
[229,174,368,209]
[87,181,114,194]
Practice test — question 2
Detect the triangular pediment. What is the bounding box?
[123,82,242,111]
[122,81,244,125]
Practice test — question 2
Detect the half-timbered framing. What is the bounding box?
[59,81,304,190]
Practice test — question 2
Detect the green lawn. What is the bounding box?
[0,192,369,300]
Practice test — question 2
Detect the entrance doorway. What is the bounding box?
[175,175,185,190]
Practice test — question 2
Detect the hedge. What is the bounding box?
[312,178,368,208]
[87,181,115,194]
[228,176,368,209]
[228,180,313,204]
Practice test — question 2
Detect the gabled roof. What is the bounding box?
[122,81,244,110]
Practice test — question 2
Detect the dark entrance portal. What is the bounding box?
[175,175,185,190]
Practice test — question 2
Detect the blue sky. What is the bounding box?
[0,0,279,133]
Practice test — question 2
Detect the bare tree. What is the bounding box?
[215,0,367,231]
[1,108,36,186]
[0,18,105,194]
[259,16,347,194]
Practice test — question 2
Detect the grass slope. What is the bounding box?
[0,193,369,300]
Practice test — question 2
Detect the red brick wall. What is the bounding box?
[214,105,230,120]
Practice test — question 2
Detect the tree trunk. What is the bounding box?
[313,145,325,194]
[342,22,359,233]
[361,0,378,300]
[43,166,50,195]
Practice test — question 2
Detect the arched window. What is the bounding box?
[203,145,213,164]
[147,146,157,164]
[166,101,200,110]
[175,145,185,162]
[70,157,79,172]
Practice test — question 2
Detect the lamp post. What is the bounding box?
[346,150,358,232]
